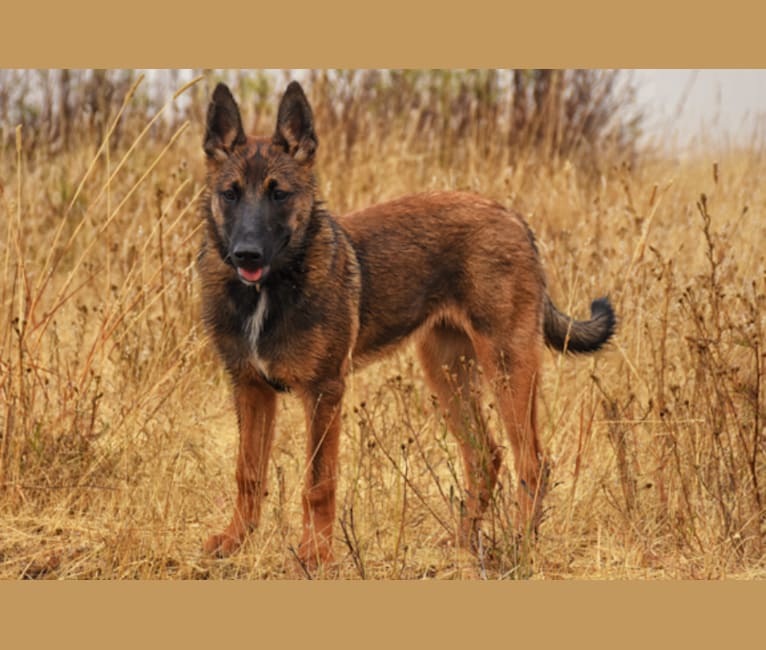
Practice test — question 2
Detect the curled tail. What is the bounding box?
[543,295,616,353]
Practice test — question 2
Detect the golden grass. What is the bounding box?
[1,74,764,579]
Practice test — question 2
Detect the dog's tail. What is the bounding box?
[543,294,616,354]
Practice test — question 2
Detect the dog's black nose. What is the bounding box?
[231,244,263,268]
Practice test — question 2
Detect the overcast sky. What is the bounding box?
[630,69,766,148]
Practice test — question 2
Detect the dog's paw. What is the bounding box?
[203,531,243,557]
[296,538,334,572]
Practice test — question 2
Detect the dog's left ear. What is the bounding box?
[272,81,317,164]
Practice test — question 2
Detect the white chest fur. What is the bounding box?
[246,288,270,376]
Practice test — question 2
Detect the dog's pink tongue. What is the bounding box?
[238,267,263,283]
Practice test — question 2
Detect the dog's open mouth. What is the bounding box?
[237,266,266,286]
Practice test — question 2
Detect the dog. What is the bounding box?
[197,80,615,566]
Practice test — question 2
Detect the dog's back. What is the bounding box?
[339,191,547,365]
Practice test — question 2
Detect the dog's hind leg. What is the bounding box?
[204,378,278,556]
[417,323,502,550]
[473,333,548,537]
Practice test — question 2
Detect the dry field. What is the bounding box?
[1,70,764,579]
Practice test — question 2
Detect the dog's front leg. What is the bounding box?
[205,378,277,556]
[298,378,345,567]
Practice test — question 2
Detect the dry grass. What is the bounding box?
[1,71,764,579]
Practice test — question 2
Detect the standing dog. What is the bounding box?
[198,81,615,565]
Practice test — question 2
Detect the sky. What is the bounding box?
[630,69,766,148]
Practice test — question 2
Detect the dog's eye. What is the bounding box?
[220,187,239,204]
[272,188,290,202]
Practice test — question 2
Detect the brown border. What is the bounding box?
[2,582,766,645]
[2,1,766,648]
[1,1,766,67]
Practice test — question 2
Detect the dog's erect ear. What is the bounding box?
[204,83,247,160]
[272,81,317,164]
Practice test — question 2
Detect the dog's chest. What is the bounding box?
[245,289,271,376]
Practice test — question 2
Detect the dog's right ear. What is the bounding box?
[204,83,247,161]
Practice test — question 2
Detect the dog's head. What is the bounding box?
[203,81,318,287]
